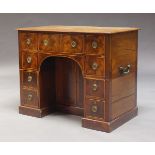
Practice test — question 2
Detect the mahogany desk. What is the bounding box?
[17,26,139,132]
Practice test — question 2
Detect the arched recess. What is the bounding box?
[39,56,84,116]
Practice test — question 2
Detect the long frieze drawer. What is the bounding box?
[84,56,105,77]
[19,32,38,51]
[61,34,84,53]
[20,89,39,108]
[85,35,105,55]
[38,33,60,52]
[85,97,104,120]
[85,78,105,98]
[21,52,38,69]
[20,70,38,89]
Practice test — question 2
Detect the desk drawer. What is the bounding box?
[85,97,104,120]
[61,34,84,53]
[85,35,105,55]
[85,56,105,77]
[38,33,60,52]
[19,32,38,51]
[21,52,38,69]
[20,70,37,89]
[21,89,38,108]
[85,79,105,98]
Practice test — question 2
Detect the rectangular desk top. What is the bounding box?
[17,25,139,34]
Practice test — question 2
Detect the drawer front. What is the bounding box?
[21,89,38,108]
[38,33,60,52]
[20,70,37,88]
[19,32,38,51]
[21,52,38,69]
[85,56,105,77]
[85,79,105,98]
[85,35,105,55]
[85,98,104,120]
[61,34,84,53]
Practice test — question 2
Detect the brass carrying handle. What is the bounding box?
[119,64,131,75]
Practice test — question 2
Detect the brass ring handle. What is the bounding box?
[27,94,33,101]
[92,41,98,49]
[27,75,32,82]
[119,64,131,75]
[71,41,77,48]
[26,38,31,45]
[91,62,98,70]
[91,104,98,113]
[27,56,32,64]
[43,39,49,46]
[92,83,98,91]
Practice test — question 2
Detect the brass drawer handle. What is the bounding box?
[91,104,97,113]
[26,38,31,45]
[27,94,33,101]
[92,83,98,91]
[71,41,77,48]
[92,41,98,49]
[91,62,98,70]
[119,64,131,75]
[43,39,49,46]
[27,56,32,64]
[27,75,32,82]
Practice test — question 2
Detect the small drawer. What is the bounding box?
[61,34,84,53]
[85,35,105,55]
[20,70,37,88]
[21,89,38,108]
[85,98,104,120]
[85,79,105,98]
[85,56,105,77]
[19,32,38,51]
[38,33,60,52]
[21,52,38,69]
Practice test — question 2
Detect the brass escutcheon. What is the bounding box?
[91,62,98,70]
[92,83,98,91]
[71,41,77,48]
[27,56,32,64]
[43,39,49,46]
[26,38,31,45]
[92,41,98,49]
[27,75,32,82]
[91,104,98,113]
[27,94,33,101]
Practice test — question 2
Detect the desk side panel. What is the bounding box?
[110,31,138,120]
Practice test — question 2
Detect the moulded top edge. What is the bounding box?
[16,25,140,34]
